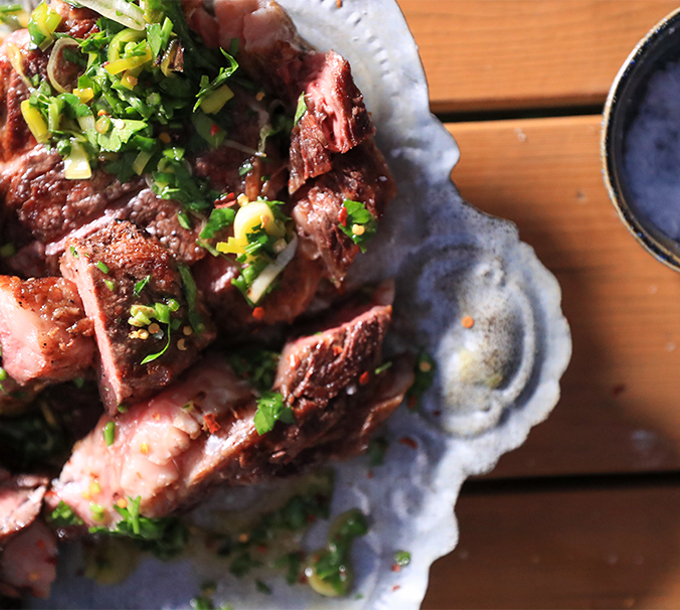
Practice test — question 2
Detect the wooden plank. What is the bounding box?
[398,1,679,113]
[422,480,680,609]
[446,115,680,477]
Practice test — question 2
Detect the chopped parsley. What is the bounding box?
[199,206,236,241]
[294,92,307,125]
[338,199,377,252]
[253,391,294,435]
[47,501,84,528]
[133,275,150,296]
[393,550,411,567]
[89,496,188,560]
[19,2,246,212]
[305,509,369,597]
[227,347,280,393]
[179,264,204,336]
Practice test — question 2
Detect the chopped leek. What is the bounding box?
[20,100,49,143]
[63,140,92,180]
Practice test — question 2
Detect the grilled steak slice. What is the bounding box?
[60,220,215,414]
[288,51,374,194]
[293,139,397,285]
[0,471,48,543]
[0,276,94,385]
[0,471,56,598]
[116,189,207,265]
[50,356,257,525]
[0,520,57,599]
[281,353,414,469]
[51,304,397,526]
[194,248,325,334]
[0,147,144,245]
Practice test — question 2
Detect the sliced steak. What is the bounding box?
[293,139,397,285]
[194,249,325,335]
[0,276,94,385]
[0,520,57,599]
[212,0,308,103]
[50,356,257,525]
[0,471,48,543]
[51,304,397,526]
[288,51,374,193]
[0,147,144,245]
[117,189,206,265]
[60,220,216,414]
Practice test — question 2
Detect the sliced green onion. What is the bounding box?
[134,276,150,296]
[20,100,49,143]
[199,85,234,114]
[104,279,115,291]
[103,421,116,446]
[47,38,81,93]
[95,261,109,274]
[132,149,153,175]
[63,140,92,180]
[247,235,297,305]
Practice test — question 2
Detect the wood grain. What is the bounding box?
[446,115,680,478]
[398,0,679,113]
[422,480,680,609]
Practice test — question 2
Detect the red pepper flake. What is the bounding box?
[407,396,418,410]
[305,514,317,524]
[210,123,220,137]
[367,470,374,479]
[152,412,160,421]
[338,206,348,227]
[257,545,267,553]
[392,585,401,592]
[203,413,221,434]
[36,539,45,550]
[252,307,265,320]
[359,371,370,385]
[399,436,418,449]
[391,564,402,572]
[433,410,442,417]
[332,345,343,356]
[461,316,474,329]
[336,0,342,7]
[298,575,308,584]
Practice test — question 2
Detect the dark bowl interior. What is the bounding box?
[603,8,680,270]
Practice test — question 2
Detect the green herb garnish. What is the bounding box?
[199,206,236,241]
[407,352,435,410]
[393,550,411,567]
[253,391,294,435]
[89,496,188,560]
[133,275,151,296]
[48,501,84,528]
[227,348,280,393]
[338,199,377,252]
[294,92,307,125]
[103,421,116,446]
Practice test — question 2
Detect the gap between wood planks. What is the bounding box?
[435,103,603,124]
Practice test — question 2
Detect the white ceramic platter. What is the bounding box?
[32,0,572,608]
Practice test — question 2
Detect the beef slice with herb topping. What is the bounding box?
[60,220,215,415]
[0,276,94,385]
[293,139,397,286]
[50,305,400,527]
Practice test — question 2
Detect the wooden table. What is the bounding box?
[392,2,680,608]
